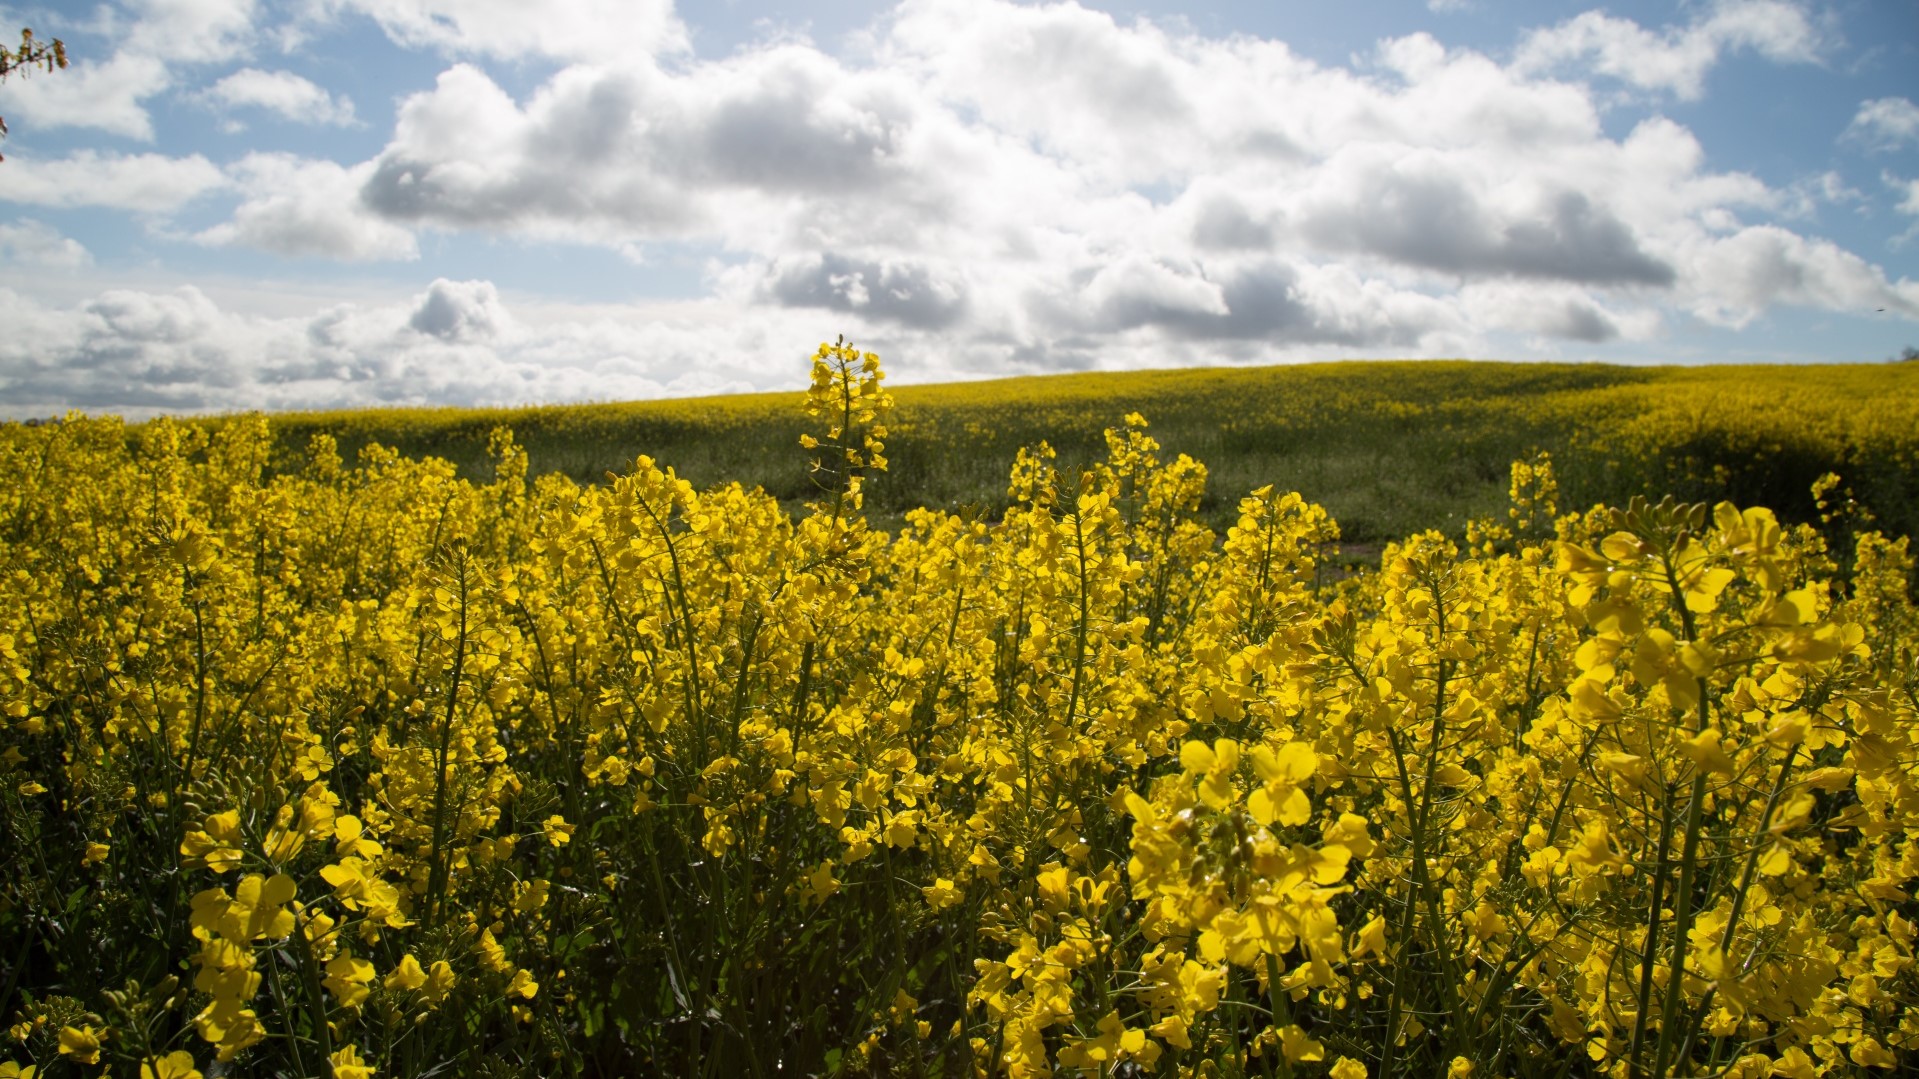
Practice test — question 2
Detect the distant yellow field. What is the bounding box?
[260,359,1919,543]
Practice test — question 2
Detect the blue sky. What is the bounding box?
[0,0,1915,417]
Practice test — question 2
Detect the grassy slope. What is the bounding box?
[254,360,1919,545]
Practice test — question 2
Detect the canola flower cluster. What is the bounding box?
[2,342,1916,1078]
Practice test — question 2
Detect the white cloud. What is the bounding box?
[1886,173,1919,247]
[1844,97,1919,153]
[179,0,1913,369]
[0,219,92,269]
[120,0,258,64]
[1893,175,1919,218]
[0,0,257,139]
[1,150,228,213]
[0,52,171,140]
[1512,0,1821,100]
[310,0,688,63]
[1679,225,1919,326]
[199,67,357,126]
[406,278,512,342]
[0,281,818,419]
[196,153,418,259]
[1460,281,1661,343]
[8,0,1915,417]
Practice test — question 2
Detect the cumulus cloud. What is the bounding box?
[1893,175,1919,218]
[161,0,1915,377]
[760,252,968,329]
[0,53,171,140]
[0,219,92,269]
[407,278,512,342]
[9,0,1916,416]
[311,0,689,63]
[1885,174,1919,247]
[1,150,228,213]
[1679,226,1919,326]
[0,0,257,139]
[348,48,944,249]
[196,154,418,260]
[198,67,357,126]
[1459,282,1663,344]
[1844,97,1919,153]
[122,0,259,64]
[1290,152,1674,285]
[0,282,814,419]
[1512,0,1821,100]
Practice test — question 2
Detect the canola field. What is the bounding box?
[2,345,1918,1078]
[260,359,1919,545]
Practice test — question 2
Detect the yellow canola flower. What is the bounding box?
[323,953,375,1008]
[1179,738,1241,810]
[140,1051,202,1079]
[477,927,511,973]
[192,999,264,1062]
[506,968,539,999]
[1058,1011,1159,1070]
[1280,1024,1325,1063]
[922,877,962,910]
[332,815,382,859]
[803,861,839,905]
[329,1044,375,1079]
[57,1025,101,1064]
[319,858,406,926]
[384,953,428,992]
[1680,728,1737,776]
[419,960,456,1007]
[179,810,245,873]
[1851,1038,1898,1069]
[1248,742,1316,827]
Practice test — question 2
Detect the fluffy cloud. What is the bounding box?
[1893,175,1919,218]
[1288,150,1674,285]
[1,0,257,139]
[8,0,1916,417]
[0,219,92,269]
[1882,174,1919,247]
[1460,281,1662,344]
[311,0,688,63]
[196,154,418,259]
[2,151,228,213]
[407,278,512,342]
[1512,0,1820,99]
[160,0,1918,376]
[198,67,357,126]
[0,53,171,140]
[351,48,947,248]
[1845,98,1919,153]
[0,281,809,419]
[1679,226,1919,326]
[759,252,969,329]
[121,0,259,64]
